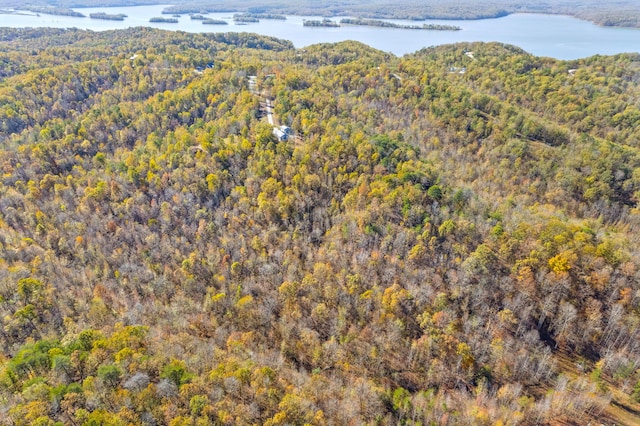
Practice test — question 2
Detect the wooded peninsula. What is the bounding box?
[340,18,461,31]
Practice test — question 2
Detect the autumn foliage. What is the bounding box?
[0,27,640,424]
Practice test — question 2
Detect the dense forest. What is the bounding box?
[1,27,640,425]
[0,0,640,28]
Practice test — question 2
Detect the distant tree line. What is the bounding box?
[340,18,461,30]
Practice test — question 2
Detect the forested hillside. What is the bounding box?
[1,27,640,425]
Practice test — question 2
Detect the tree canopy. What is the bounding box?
[1,27,640,424]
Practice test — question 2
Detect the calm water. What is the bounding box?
[1,4,640,59]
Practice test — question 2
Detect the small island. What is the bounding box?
[233,15,260,23]
[190,14,207,20]
[89,12,127,21]
[340,18,461,31]
[202,19,228,25]
[235,13,286,20]
[150,17,178,23]
[303,18,340,27]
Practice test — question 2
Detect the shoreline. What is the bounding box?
[4,3,639,30]
[156,3,640,30]
[1,7,638,60]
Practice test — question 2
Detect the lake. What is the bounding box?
[1,4,640,59]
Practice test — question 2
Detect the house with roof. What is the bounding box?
[273,127,288,141]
